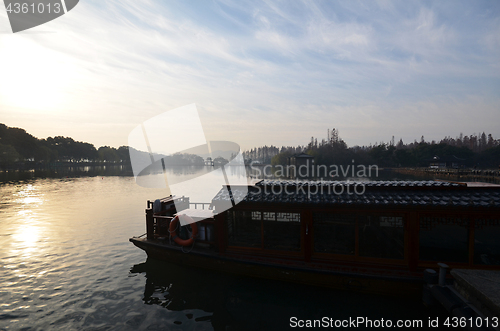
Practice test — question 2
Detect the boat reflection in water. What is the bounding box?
[131,259,220,327]
[130,257,290,330]
[130,258,447,331]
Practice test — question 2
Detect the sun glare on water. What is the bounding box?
[13,224,41,249]
[11,185,45,255]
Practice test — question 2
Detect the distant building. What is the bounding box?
[288,152,314,167]
[429,155,465,169]
[288,152,314,177]
[213,157,229,166]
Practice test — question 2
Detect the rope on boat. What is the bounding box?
[168,219,178,246]
[181,224,196,254]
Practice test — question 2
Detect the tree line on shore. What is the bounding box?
[2,123,499,170]
[243,129,500,169]
[0,123,207,168]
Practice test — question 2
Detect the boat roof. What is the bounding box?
[256,179,463,188]
[464,182,500,188]
[212,180,500,208]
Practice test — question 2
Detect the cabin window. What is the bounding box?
[474,219,500,265]
[198,223,214,242]
[419,216,469,263]
[227,210,261,248]
[359,216,405,259]
[227,210,301,251]
[313,213,355,255]
[262,212,301,251]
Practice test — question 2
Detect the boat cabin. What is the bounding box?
[132,180,500,294]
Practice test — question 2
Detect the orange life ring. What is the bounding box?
[169,215,198,246]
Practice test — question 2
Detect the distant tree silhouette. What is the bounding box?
[0,143,20,165]
[1,123,499,170]
[243,127,500,169]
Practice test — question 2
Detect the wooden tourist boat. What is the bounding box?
[130,180,500,296]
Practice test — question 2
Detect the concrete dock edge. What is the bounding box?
[451,269,500,327]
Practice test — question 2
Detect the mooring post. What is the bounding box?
[422,269,438,306]
[146,208,154,240]
[438,263,449,286]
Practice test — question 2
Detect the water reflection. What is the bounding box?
[130,259,226,329]
[130,258,446,331]
[9,184,46,259]
[0,165,133,182]
[130,258,299,330]
[13,224,40,250]
[0,175,449,330]
[0,177,159,330]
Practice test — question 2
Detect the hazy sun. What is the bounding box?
[0,36,73,111]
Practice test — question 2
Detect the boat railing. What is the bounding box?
[146,212,173,240]
[189,202,213,210]
[148,213,215,244]
[145,197,215,244]
[147,196,213,211]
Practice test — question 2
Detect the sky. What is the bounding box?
[0,0,499,151]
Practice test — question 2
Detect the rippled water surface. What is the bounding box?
[0,174,446,330]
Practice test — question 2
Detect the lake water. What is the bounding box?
[0,167,448,330]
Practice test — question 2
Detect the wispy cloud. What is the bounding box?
[0,0,498,149]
